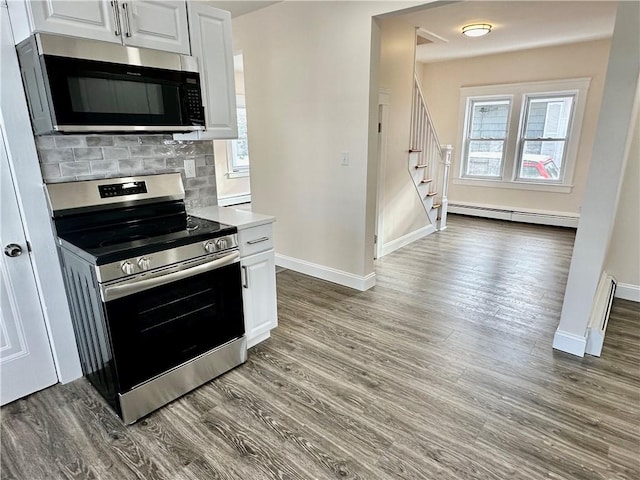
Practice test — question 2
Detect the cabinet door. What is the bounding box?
[187,3,238,139]
[120,0,190,55]
[28,0,120,44]
[241,250,278,348]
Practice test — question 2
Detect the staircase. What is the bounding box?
[409,76,452,231]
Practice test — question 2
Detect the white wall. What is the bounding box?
[554,1,640,356]
[420,39,611,214]
[605,107,640,297]
[377,17,430,246]
[231,1,425,288]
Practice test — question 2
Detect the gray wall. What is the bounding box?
[36,134,217,209]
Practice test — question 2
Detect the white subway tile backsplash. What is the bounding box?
[40,149,74,163]
[73,147,104,161]
[36,134,217,209]
[60,161,91,177]
[54,136,86,148]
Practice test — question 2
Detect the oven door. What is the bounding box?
[101,251,244,392]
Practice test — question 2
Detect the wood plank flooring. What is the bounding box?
[2,214,639,480]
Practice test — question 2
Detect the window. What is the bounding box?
[517,95,574,181]
[456,79,590,192]
[227,95,250,177]
[463,99,511,178]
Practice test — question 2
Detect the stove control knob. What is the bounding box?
[137,257,151,271]
[121,261,135,275]
[216,237,228,250]
[204,240,216,253]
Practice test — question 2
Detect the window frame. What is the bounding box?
[461,96,513,180]
[455,78,591,193]
[226,94,250,178]
[515,93,576,184]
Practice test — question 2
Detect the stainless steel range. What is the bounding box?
[47,173,246,424]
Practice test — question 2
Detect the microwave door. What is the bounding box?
[43,55,187,132]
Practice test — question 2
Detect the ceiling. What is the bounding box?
[209,1,280,18]
[396,1,617,64]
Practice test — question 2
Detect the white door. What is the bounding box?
[0,130,58,405]
[122,0,190,54]
[28,0,119,44]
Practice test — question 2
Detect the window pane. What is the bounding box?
[469,100,510,138]
[465,140,504,177]
[519,142,564,181]
[231,105,249,169]
[524,96,573,138]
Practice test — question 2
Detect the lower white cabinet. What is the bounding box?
[241,249,278,348]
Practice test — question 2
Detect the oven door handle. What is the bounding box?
[101,251,240,302]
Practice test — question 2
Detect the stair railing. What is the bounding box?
[409,76,451,230]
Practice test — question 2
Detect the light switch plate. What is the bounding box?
[184,159,196,178]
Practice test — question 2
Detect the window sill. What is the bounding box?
[227,171,250,179]
[454,178,573,193]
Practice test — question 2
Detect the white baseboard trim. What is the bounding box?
[275,253,376,291]
[552,329,587,357]
[448,202,579,228]
[615,283,640,302]
[218,193,251,207]
[380,224,436,258]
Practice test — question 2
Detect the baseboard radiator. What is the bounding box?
[585,272,617,357]
[448,203,579,228]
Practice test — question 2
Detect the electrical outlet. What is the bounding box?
[184,159,196,178]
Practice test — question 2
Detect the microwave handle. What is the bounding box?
[110,1,122,37]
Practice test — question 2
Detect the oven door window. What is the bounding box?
[44,55,184,127]
[105,262,244,392]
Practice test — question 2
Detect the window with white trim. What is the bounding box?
[227,94,250,177]
[457,78,590,192]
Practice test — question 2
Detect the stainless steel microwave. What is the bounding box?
[16,34,205,135]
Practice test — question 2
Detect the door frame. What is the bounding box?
[374,89,390,260]
[1,4,81,382]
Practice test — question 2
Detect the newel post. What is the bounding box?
[437,145,453,231]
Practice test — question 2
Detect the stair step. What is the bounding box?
[415,164,428,169]
[421,178,433,184]
[425,192,438,197]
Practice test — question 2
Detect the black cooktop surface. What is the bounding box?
[54,201,236,265]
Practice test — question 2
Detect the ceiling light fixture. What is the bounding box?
[462,23,492,37]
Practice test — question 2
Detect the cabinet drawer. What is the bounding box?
[238,223,273,257]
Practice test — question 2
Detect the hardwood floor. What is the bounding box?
[2,214,639,480]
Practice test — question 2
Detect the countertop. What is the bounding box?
[191,206,275,230]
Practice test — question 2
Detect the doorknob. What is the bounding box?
[4,244,23,258]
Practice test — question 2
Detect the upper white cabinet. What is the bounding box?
[187,3,238,139]
[10,0,190,54]
[120,1,190,54]
[24,1,118,43]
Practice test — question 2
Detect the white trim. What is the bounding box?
[552,329,587,357]
[448,202,579,228]
[380,225,436,258]
[585,272,616,357]
[615,283,640,302]
[275,253,376,291]
[217,193,251,206]
[247,331,270,349]
[226,171,249,179]
[452,177,573,193]
[456,78,590,190]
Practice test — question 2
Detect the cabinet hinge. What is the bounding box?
[26,241,32,253]
[378,122,382,133]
